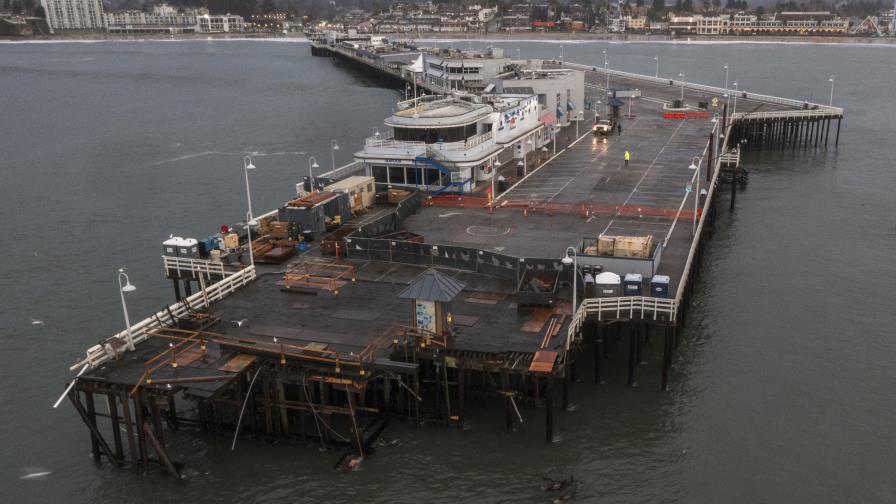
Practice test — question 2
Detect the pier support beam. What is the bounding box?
[172,278,182,302]
[119,390,138,465]
[661,326,673,391]
[593,324,601,384]
[108,392,124,462]
[68,390,121,468]
[545,378,554,443]
[627,324,637,387]
[835,118,841,146]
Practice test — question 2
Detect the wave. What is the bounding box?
[152,149,304,166]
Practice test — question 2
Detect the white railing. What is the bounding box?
[162,255,230,278]
[564,62,844,115]
[318,160,365,181]
[68,266,257,372]
[364,135,426,150]
[566,296,679,350]
[731,109,842,120]
[428,131,495,152]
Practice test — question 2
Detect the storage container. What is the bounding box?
[209,249,222,263]
[223,233,239,250]
[650,275,670,298]
[612,235,653,258]
[324,176,376,212]
[623,273,643,296]
[594,272,622,298]
[597,236,615,256]
[162,236,180,257]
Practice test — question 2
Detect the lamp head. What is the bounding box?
[246,161,256,170]
[561,256,573,266]
[689,160,698,170]
[122,282,136,293]
[332,141,340,150]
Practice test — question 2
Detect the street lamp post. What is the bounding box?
[246,210,257,266]
[603,51,610,113]
[678,72,685,103]
[561,246,578,314]
[688,156,702,236]
[732,81,739,116]
[308,156,320,192]
[724,63,729,95]
[828,75,835,106]
[118,268,137,351]
[243,155,255,219]
[654,55,659,78]
[330,139,340,172]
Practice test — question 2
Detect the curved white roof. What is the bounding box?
[594,272,621,284]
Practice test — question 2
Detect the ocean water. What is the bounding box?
[1,39,894,503]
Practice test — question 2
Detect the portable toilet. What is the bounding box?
[163,236,181,257]
[177,238,200,259]
[650,275,670,298]
[624,273,643,296]
[594,272,622,298]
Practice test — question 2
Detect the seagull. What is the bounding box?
[231,319,248,327]
[30,318,44,326]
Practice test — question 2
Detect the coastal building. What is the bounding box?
[105,4,200,34]
[104,5,244,34]
[674,12,849,35]
[422,47,513,92]
[40,0,105,33]
[354,93,546,193]
[490,64,585,128]
[196,13,244,33]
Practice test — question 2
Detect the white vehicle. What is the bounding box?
[593,119,613,136]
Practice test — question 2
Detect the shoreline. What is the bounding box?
[2,31,895,45]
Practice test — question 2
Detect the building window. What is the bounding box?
[372,165,388,184]
[388,166,406,184]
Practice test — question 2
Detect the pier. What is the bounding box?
[58,39,844,477]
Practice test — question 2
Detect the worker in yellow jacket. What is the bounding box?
[624,150,630,166]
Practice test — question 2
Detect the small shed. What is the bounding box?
[398,269,465,336]
[324,175,376,212]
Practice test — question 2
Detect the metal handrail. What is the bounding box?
[318,160,365,181]
[162,255,229,277]
[731,109,842,120]
[564,62,844,115]
[565,295,679,350]
[69,266,257,372]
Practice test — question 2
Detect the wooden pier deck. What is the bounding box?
[59,43,845,476]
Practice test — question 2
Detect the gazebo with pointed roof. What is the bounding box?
[398,269,465,337]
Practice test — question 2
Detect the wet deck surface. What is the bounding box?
[81,67,812,388]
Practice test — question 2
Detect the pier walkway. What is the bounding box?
[58,44,846,476]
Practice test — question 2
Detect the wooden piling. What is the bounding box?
[118,390,138,465]
[544,378,554,443]
[627,324,637,386]
[68,390,121,467]
[84,391,101,462]
[108,392,125,462]
[142,422,180,479]
[661,326,673,391]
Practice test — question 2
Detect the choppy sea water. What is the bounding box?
[1,39,894,503]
